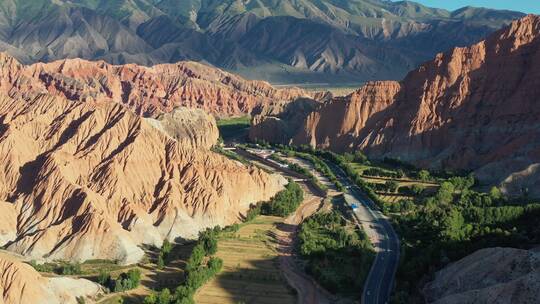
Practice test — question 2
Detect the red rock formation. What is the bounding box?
[251,15,540,195]
[423,247,540,304]
[0,254,103,304]
[0,92,285,264]
[0,53,311,117]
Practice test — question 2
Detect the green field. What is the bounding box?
[348,162,439,203]
[216,116,251,140]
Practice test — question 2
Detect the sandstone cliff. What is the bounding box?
[0,53,310,117]
[423,247,540,304]
[0,254,102,304]
[251,15,540,196]
[0,93,285,264]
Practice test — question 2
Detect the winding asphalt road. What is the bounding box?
[233,146,400,303]
[328,162,400,304]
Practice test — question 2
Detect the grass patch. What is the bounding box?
[216,116,250,140]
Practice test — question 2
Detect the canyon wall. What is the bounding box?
[251,15,540,196]
[0,254,102,304]
[0,92,285,264]
[0,53,310,117]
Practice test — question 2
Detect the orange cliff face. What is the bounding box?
[0,53,311,117]
[251,15,540,196]
[0,254,103,304]
[0,93,286,264]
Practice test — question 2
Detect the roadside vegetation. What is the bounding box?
[249,141,540,303]
[299,206,374,296]
[246,180,304,219]
[276,148,345,191]
[267,152,329,193]
[391,183,540,303]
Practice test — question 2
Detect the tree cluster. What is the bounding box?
[29,260,83,275]
[298,211,374,295]
[393,180,540,302]
[246,180,304,219]
[98,268,142,293]
[144,227,223,304]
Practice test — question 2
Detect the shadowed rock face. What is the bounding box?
[0,53,310,117]
[0,255,103,304]
[251,15,540,196]
[0,0,524,83]
[423,247,540,304]
[0,92,286,264]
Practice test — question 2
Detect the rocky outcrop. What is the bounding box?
[0,53,310,117]
[423,247,540,304]
[145,107,219,149]
[0,93,285,264]
[0,255,103,304]
[252,15,540,196]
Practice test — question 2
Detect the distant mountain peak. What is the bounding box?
[0,0,525,84]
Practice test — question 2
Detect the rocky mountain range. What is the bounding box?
[0,52,311,117]
[0,0,524,84]
[250,14,540,197]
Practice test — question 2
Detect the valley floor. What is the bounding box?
[194,153,332,304]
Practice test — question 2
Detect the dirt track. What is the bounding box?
[275,192,334,304]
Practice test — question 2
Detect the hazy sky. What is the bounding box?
[397,0,540,14]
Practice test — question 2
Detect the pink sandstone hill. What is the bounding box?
[0,53,311,117]
[251,15,540,196]
[0,254,102,304]
[0,92,286,264]
[423,247,540,304]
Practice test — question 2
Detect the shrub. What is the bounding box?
[59,262,82,275]
[385,180,399,193]
[157,254,165,270]
[157,288,171,304]
[97,270,110,286]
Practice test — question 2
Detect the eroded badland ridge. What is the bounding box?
[252,15,540,196]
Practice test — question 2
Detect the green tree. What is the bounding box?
[354,151,368,164]
[200,229,218,255]
[162,239,173,256]
[386,180,399,193]
[418,170,430,181]
[157,288,171,304]
[436,182,455,204]
[97,270,110,286]
[143,293,157,304]
[157,254,165,270]
[489,186,502,201]
[127,268,141,287]
[440,208,466,241]
[186,244,205,272]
